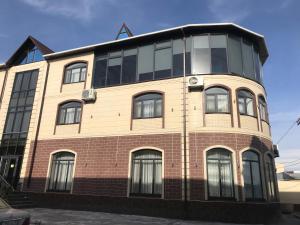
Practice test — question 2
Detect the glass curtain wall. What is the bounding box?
[93,34,263,88]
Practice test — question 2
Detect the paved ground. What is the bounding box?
[25,208,300,225]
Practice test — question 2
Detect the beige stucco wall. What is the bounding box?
[278,180,300,204]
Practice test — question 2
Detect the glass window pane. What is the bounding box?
[59,109,66,124]
[138,45,154,81]
[173,39,184,76]
[107,57,121,85]
[93,57,107,88]
[29,70,39,89]
[193,36,210,74]
[246,98,254,116]
[242,40,255,78]
[143,100,155,118]
[65,108,75,124]
[217,95,229,112]
[122,54,137,84]
[207,160,220,197]
[156,41,171,49]
[154,48,172,79]
[228,35,243,75]
[134,101,142,118]
[220,160,234,197]
[80,68,86,81]
[206,95,215,112]
[71,68,80,82]
[155,99,162,117]
[211,35,227,48]
[4,113,15,133]
[75,108,81,123]
[238,98,245,114]
[185,37,192,75]
[252,162,263,199]
[21,111,31,132]
[243,161,252,199]
[13,74,23,92]
[21,72,31,90]
[211,48,228,73]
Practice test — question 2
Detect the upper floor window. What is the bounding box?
[238,90,254,116]
[259,96,268,122]
[133,93,162,119]
[57,101,82,125]
[205,87,229,113]
[64,63,87,84]
[18,46,43,65]
[266,154,276,200]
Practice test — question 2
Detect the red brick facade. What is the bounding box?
[23,132,275,202]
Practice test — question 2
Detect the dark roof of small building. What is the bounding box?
[0,36,53,69]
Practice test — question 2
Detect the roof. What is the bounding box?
[1,36,54,69]
[44,23,269,64]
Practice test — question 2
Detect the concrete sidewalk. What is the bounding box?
[25,208,300,225]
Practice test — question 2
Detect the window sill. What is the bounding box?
[56,123,80,126]
[133,116,162,120]
[239,114,257,119]
[129,193,162,199]
[205,112,231,115]
[207,197,237,201]
[46,190,71,194]
[63,81,85,85]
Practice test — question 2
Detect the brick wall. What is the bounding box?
[23,133,182,200]
[189,132,273,200]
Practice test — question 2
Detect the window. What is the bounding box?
[48,152,75,192]
[228,35,243,75]
[266,154,276,200]
[1,70,38,155]
[122,49,137,84]
[259,96,268,122]
[242,151,263,200]
[133,93,162,119]
[207,148,235,199]
[242,40,255,79]
[173,39,184,76]
[193,36,210,74]
[17,46,44,65]
[107,52,122,86]
[93,55,107,88]
[211,35,228,73]
[64,63,87,84]
[155,41,172,79]
[138,45,154,81]
[57,101,82,125]
[205,87,229,113]
[130,150,162,196]
[238,90,254,116]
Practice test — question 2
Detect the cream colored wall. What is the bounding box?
[188,75,271,140]
[278,180,300,204]
[38,59,271,141]
[0,62,49,179]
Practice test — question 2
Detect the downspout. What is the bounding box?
[180,28,188,216]
[0,67,9,109]
[27,61,50,187]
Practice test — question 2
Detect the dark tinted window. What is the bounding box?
[134,93,162,119]
[228,35,243,75]
[107,57,121,85]
[93,56,107,88]
[138,45,154,81]
[172,39,184,76]
[242,40,255,78]
[154,44,172,79]
[211,35,228,73]
[122,49,137,84]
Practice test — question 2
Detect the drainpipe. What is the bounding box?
[27,61,50,188]
[180,28,188,217]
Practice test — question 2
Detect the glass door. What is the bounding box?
[0,156,19,187]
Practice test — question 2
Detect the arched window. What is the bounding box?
[266,154,276,200]
[130,150,162,196]
[238,90,255,116]
[64,62,87,84]
[133,93,162,119]
[242,150,263,200]
[207,148,235,199]
[205,87,229,113]
[259,96,268,121]
[57,101,82,125]
[48,152,75,192]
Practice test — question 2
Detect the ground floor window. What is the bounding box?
[130,150,162,197]
[242,150,263,200]
[48,152,75,192]
[266,154,276,200]
[207,148,235,199]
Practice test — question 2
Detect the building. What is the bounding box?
[276,163,300,206]
[0,23,280,223]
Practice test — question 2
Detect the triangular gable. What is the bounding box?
[116,23,133,40]
[6,36,54,67]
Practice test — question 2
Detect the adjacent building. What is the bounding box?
[0,23,279,222]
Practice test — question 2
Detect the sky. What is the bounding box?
[0,0,299,170]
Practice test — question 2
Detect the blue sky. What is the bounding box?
[1,0,299,170]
